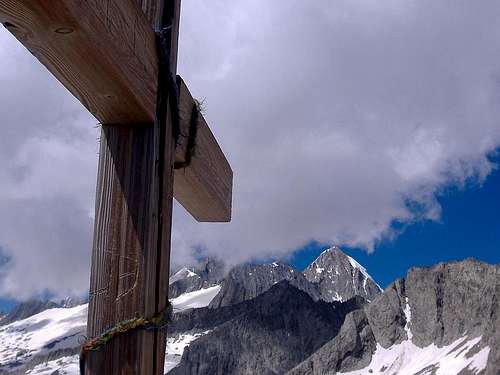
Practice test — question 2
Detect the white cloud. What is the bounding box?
[0,29,97,299]
[0,0,500,297]
[171,0,500,264]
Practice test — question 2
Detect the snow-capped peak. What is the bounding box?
[303,246,382,302]
[319,245,341,256]
[346,254,382,292]
[169,267,199,285]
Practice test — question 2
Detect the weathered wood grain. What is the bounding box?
[136,0,163,30]
[175,77,233,222]
[0,0,233,223]
[87,124,159,374]
[1,1,232,373]
[85,1,180,374]
[147,1,181,371]
[0,0,157,124]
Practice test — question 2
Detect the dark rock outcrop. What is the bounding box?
[170,281,366,375]
[364,278,409,347]
[288,259,499,375]
[366,259,499,350]
[287,309,376,375]
[405,259,498,348]
[209,262,320,308]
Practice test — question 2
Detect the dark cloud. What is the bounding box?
[1,0,500,297]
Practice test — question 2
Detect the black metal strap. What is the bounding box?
[156,27,181,144]
[174,100,200,169]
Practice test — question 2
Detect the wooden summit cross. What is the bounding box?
[0,0,232,374]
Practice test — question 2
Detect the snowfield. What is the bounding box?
[25,355,79,375]
[0,263,493,375]
[342,335,490,375]
[170,285,221,312]
[343,299,490,375]
[0,285,221,374]
[0,304,87,372]
[169,267,199,284]
[164,331,212,372]
[346,254,382,292]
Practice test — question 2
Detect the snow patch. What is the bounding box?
[25,355,79,375]
[0,284,220,373]
[320,245,341,256]
[164,331,211,373]
[346,255,382,291]
[403,297,413,340]
[0,304,87,371]
[342,336,490,375]
[169,267,198,284]
[170,285,221,312]
[332,292,343,302]
[316,267,324,274]
[320,247,332,256]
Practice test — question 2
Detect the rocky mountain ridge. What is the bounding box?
[0,249,497,375]
[304,246,381,302]
[145,250,500,375]
[0,296,87,327]
[288,258,499,375]
[208,261,321,308]
[169,258,225,299]
[1,247,379,325]
[170,281,366,375]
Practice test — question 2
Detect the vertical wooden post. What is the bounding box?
[86,1,181,374]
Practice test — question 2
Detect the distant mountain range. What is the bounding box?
[0,296,85,327]
[0,247,497,375]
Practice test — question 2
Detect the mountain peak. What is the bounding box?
[304,246,381,302]
[169,267,199,285]
[209,261,321,308]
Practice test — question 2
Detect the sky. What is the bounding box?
[1,0,500,309]
[290,154,500,287]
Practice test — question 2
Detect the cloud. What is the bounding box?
[0,30,97,299]
[1,0,500,297]
[171,0,500,265]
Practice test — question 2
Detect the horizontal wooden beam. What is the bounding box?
[0,0,233,222]
[0,0,157,124]
[175,77,232,222]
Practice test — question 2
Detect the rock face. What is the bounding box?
[0,299,60,326]
[0,296,89,327]
[287,309,376,375]
[170,281,366,375]
[169,258,225,299]
[209,262,320,308]
[366,259,499,352]
[364,278,408,347]
[1,254,496,375]
[173,248,380,309]
[289,259,499,375]
[404,259,498,348]
[304,246,381,302]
